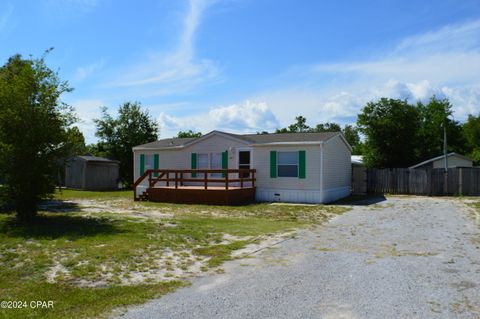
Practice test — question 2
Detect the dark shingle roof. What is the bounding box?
[134,131,340,149]
[133,137,198,149]
[224,131,339,144]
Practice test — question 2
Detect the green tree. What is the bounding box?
[0,53,75,223]
[417,97,467,161]
[311,122,362,154]
[311,122,341,132]
[85,142,109,158]
[463,113,480,164]
[94,102,158,187]
[276,115,310,133]
[276,117,363,154]
[177,130,202,138]
[342,124,363,155]
[64,126,87,156]
[357,98,420,168]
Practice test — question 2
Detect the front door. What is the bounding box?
[238,150,251,178]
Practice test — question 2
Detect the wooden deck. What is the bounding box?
[147,186,255,205]
[134,169,256,205]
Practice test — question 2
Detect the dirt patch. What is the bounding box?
[45,248,210,288]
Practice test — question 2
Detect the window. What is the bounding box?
[197,153,208,178]
[144,154,154,170]
[238,151,250,178]
[277,151,298,177]
[210,153,222,177]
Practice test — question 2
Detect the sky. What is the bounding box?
[1,0,480,143]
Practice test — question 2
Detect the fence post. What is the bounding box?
[428,169,433,196]
[204,170,208,190]
[458,168,463,196]
[443,170,448,196]
[225,171,229,190]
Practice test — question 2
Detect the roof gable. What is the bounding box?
[184,130,251,148]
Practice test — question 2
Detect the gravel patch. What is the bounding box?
[117,197,480,319]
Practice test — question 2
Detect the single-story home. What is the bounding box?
[132,130,352,204]
[65,156,120,191]
[409,153,473,170]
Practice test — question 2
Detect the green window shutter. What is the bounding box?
[140,154,145,176]
[153,154,159,177]
[222,150,228,177]
[270,151,277,178]
[222,151,228,169]
[299,150,306,179]
[191,153,197,177]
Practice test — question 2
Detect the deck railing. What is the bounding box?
[133,169,256,200]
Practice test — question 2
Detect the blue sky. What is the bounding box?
[1,0,480,143]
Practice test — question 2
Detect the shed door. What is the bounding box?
[238,151,251,178]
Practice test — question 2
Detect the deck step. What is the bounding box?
[138,191,149,201]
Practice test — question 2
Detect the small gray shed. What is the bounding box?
[409,153,473,170]
[65,156,120,190]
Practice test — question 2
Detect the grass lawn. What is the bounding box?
[0,189,348,319]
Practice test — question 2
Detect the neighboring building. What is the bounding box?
[65,156,120,190]
[409,153,473,170]
[132,130,352,204]
[351,155,364,166]
[351,155,366,195]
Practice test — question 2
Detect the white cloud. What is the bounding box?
[158,100,279,137]
[442,85,480,119]
[209,101,279,130]
[68,99,104,143]
[312,52,480,85]
[311,20,480,85]
[394,19,480,54]
[252,79,480,131]
[254,19,480,127]
[74,59,105,82]
[110,0,220,95]
[74,17,480,142]
[0,4,14,32]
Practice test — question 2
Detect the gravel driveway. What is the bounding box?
[118,197,480,319]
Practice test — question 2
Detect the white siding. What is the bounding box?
[133,132,352,204]
[133,134,249,182]
[253,144,322,203]
[321,135,351,203]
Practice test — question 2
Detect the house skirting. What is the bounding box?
[321,186,351,203]
[256,188,322,204]
[256,187,350,204]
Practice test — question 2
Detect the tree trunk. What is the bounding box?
[15,197,38,224]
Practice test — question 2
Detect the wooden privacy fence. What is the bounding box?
[352,167,480,196]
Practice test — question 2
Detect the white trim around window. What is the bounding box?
[277,151,298,178]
